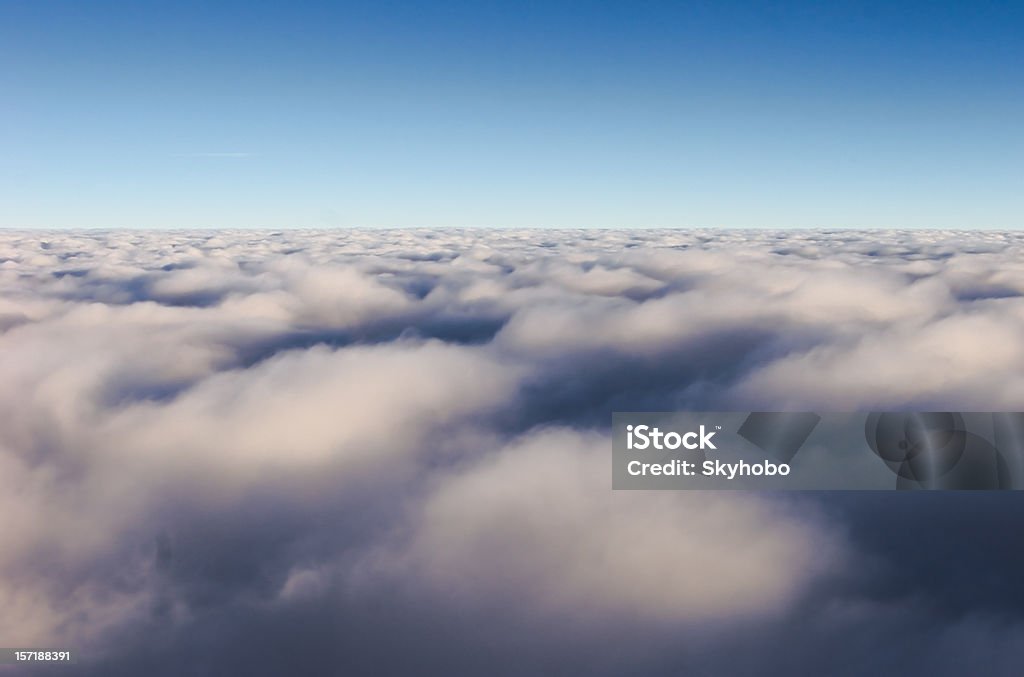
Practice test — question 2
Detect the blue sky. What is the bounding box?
[1,0,1021,228]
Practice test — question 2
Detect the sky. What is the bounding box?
[1,0,1022,229]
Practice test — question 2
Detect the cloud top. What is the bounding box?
[3,228,1024,675]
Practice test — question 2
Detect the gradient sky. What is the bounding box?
[1,0,1021,229]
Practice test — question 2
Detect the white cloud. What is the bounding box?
[361,427,844,626]
[2,228,1024,673]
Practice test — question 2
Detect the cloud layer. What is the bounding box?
[3,228,1024,675]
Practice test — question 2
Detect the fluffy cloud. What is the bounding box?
[2,228,1024,675]
[361,427,843,626]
